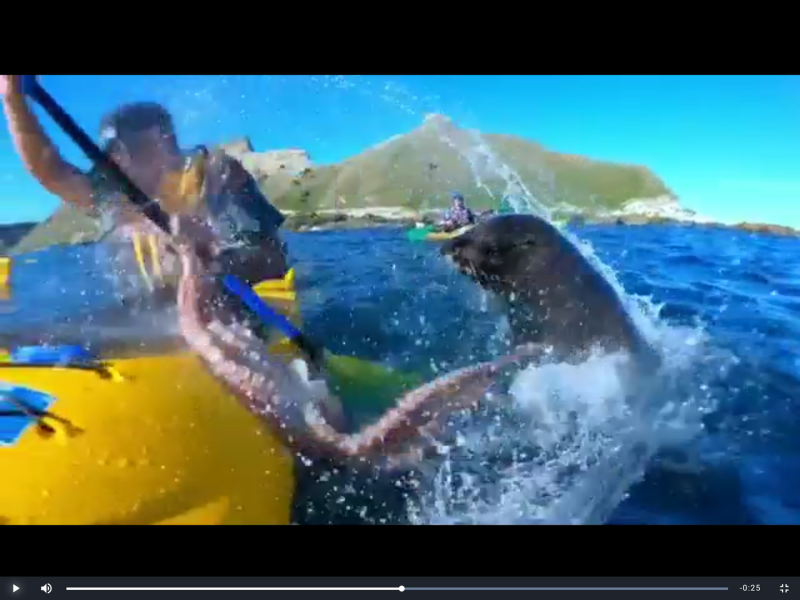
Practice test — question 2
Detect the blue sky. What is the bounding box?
[2,74,800,227]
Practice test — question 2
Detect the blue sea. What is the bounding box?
[2,223,800,525]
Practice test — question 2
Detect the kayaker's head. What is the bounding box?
[451,191,466,209]
[99,102,184,199]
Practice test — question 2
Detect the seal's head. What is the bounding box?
[441,214,655,361]
[440,214,568,295]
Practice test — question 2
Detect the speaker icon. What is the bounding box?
[41,584,52,594]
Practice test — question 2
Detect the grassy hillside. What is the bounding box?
[10,114,674,253]
[11,204,102,255]
[262,114,672,214]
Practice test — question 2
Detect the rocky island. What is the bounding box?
[7,113,798,255]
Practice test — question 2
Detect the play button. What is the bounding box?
[12,585,19,593]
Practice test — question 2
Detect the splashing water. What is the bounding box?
[407,116,719,524]
[72,205,184,350]
[408,339,717,524]
[435,124,551,220]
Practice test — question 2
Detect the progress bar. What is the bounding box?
[66,590,403,592]
[67,585,410,592]
[65,587,730,592]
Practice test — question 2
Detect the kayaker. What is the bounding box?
[437,191,476,232]
[0,74,288,296]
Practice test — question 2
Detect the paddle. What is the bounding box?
[19,76,423,409]
[406,224,434,242]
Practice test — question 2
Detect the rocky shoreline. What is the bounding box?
[6,212,797,251]
[283,208,430,232]
[4,209,797,257]
[281,208,800,237]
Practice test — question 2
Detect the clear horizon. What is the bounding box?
[2,75,799,228]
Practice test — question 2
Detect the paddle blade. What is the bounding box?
[323,353,424,417]
[406,225,434,242]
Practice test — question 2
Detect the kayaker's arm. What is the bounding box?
[2,78,94,210]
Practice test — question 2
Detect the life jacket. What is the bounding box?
[128,146,287,292]
[130,146,210,290]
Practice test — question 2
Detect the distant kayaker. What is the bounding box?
[0,74,289,295]
[437,191,476,232]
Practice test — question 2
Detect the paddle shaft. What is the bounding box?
[21,76,323,367]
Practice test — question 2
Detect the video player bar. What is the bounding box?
[4,578,795,597]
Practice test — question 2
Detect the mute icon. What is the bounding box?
[41,584,52,594]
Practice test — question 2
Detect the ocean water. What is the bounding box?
[2,223,799,525]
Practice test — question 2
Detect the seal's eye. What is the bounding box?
[482,243,502,258]
[481,243,507,267]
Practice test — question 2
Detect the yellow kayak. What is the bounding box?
[425,225,474,241]
[424,225,474,242]
[0,270,300,525]
[0,257,9,287]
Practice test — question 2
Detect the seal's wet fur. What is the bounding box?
[440,214,658,366]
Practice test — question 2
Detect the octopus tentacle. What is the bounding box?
[177,246,288,426]
[303,351,527,461]
[175,215,528,468]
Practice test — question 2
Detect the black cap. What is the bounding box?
[98,102,175,150]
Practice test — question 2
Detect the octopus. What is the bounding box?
[171,215,533,470]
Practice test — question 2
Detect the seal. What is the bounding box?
[439,214,658,365]
[440,215,676,524]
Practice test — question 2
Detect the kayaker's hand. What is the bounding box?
[0,75,24,99]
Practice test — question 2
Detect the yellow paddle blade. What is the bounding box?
[323,352,424,416]
[253,269,297,304]
[252,268,296,293]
